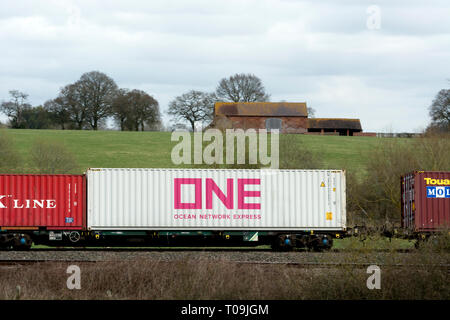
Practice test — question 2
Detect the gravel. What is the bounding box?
[1,249,448,265]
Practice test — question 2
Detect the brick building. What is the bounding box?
[213,102,364,136]
[307,118,362,136]
[214,102,308,134]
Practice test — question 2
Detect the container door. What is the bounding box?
[401,173,415,230]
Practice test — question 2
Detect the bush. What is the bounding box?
[30,139,79,174]
[415,133,450,170]
[0,254,448,299]
[345,170,371,227]
[348,133,450,226]
[417,229,450,253]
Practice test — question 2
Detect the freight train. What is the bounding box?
[0,169,448,251]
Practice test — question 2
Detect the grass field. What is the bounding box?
[3,129,408,174]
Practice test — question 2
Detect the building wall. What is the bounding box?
[225,116,308,134]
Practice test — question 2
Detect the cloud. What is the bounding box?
[0,0,449,132]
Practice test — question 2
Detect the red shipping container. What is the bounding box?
[0,175,85,230]
[401,171,450,232]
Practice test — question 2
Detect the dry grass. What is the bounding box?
[1,244,448,300]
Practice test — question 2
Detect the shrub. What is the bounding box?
[30,139,79,174]
[348,133,450,226]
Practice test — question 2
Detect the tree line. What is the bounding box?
[1,71,449,132]
[1,71,161,131]
[0,72,272,132]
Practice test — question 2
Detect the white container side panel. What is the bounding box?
[87,169,346,231]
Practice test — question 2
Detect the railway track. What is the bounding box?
[0,259,98,266]
[1,259,448,270]
[235,261,450,269]
[3,247,415,253]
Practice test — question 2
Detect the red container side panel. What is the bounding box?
[0,175,86,230]
[402,171,450,232]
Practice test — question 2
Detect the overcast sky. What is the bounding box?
[1,0,449,132]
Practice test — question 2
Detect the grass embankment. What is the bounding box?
[6,233,448,300]
[333,237,415,250]
[1,250,448,299]
[5,129,407,174]
[6,234,449,299]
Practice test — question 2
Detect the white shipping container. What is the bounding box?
[87,168,346,231]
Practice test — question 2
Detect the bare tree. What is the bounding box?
[307,107,316,118]
[168,90,214,132]
[0,90,32,128]
[215,73,270,102]
[129,90,160,131]
[429,88,450,131]
[76,71,118,130]
[55,83,89,130]
[112,89,160,131]
[111,88,132,131]
[44,97,71,130]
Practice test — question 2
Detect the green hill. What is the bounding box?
[4,129,400,174]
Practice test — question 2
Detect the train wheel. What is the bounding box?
[12,234,32,250]
[322,238,334,251]
[271,235,294,251]
[307,235,333,252]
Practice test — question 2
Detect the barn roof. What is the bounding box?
[308,118,362,130]
[214,102,308,117]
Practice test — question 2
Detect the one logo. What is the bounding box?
[427,186,450,198]
[65,217,74,223]
[174,178,261,210]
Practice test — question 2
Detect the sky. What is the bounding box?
[1,0,449,132]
